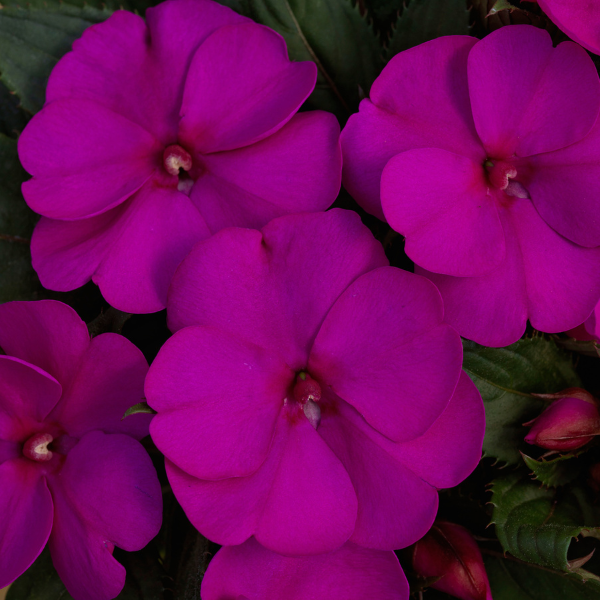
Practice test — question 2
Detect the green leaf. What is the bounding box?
[0,133,42,302]
[87,306,132,337]
[487,0,517,15]
[462,337,581,465]
[486,554,600,600]
[0,1,114,113]
[490,471,600,572]
[244,0,382,119]
[386,0,470,60]
[522,452,583,488]
[123,401,157,420]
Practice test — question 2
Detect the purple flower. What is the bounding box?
[567,300,600,342]
[341,25,600,347]
[201,538,409,600]
[145,209,485,555]
[18,0,341,314]
[0,301,162,599]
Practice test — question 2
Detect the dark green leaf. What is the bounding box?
[490,471,600,572]
[463,337,581,465]
[0,133,42,302]
[485,554,600,600]
[386,0,470,60]
[244,0,382,120]
[0,1,114,113]
[87,306,132,337]
[487,0,517,15]
[522,452,583,488]
[123,401,157,420]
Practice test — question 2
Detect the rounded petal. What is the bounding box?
[341,36,482,219]
[47,431,162,600]
[166,413,357,556]
[201,539,409,600]
[19,99,161,220]
[518,119,600,248]
[0,300,89,390]
[179,22,316,154]
[393,372,484,489]
[46,2,247,143]
[318,399,438,550]
[0,460,53,588]
[538,0,600,56]
[309,267,462,442]
[193,111,341,232]
[48,333,150,440]
[381,149,505,276]
[468,25,600,158]
[0,356,62,442]
[167,209,388,370]
[147,326,293,479]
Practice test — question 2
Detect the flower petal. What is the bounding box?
[166,412,357,556]
[468,25,600,158]
[381,148,504,276]
[201,539,409,600]
[310,267,462,442]
[318,399,438,550]
[0,459,53,588]
[0,300,89,390]
[47,431,162,600]
[179,22,316,154]
[48,333,149,440]
[340,36,481,219]
[193,111,341,232]
[167,210,387,370]
[147,326,292,479]
[19,99,161,220]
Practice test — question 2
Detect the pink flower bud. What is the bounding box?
[524,391,600,451]
[412,521,492,600]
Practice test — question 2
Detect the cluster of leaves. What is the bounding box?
[2,0,600,599]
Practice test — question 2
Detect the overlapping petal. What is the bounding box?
[381,149,505,277]
[468,25,600,158]
[167,210,387,370]
[179,22,316,154]
[201,538,409,600]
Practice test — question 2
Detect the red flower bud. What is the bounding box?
[412,521,492,600]
[524,390,600,451]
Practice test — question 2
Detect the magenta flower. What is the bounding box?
[567,300,600,342]
[145,209,485,555]
[201,538,409,600]
[18,0,341,314]
[341,25,600,347]
[0,301,162,599]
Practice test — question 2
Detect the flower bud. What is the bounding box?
[411,521,492,600]
[524,390,600,451]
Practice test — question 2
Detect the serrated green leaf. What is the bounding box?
[0,2,113,113]
[245,0,382,120]
[490,471,600,572]
[386,0,470,60]
[522,453,583,488]
[0,133,42,302]
[463,337,581,465]
[485,555,600,600]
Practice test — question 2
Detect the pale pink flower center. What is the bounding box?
[292,372,322,430]
[23,432,54,462]
[163,144,193,176]
[484,159,530,199]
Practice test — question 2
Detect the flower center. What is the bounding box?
[292,372,322,430]
[23,432,54,462]
[163,144,193,176]
[484,159,530,199]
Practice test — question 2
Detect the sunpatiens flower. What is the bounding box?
[0,300,162,600]
[145,209,485,555]
[201,538,409,600]
[341,25,600,347]
[523,1,600,56]
[568,300,600,342]
[18,0,341,314]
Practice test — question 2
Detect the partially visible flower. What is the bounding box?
[145,209,485,556]
[0,300,162,600]
[341,25,600,347]
[524,389,600,451]
[18,0,341,314]
[567,301,600,342]
[201,538,409,600]
[412,522,492,600]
